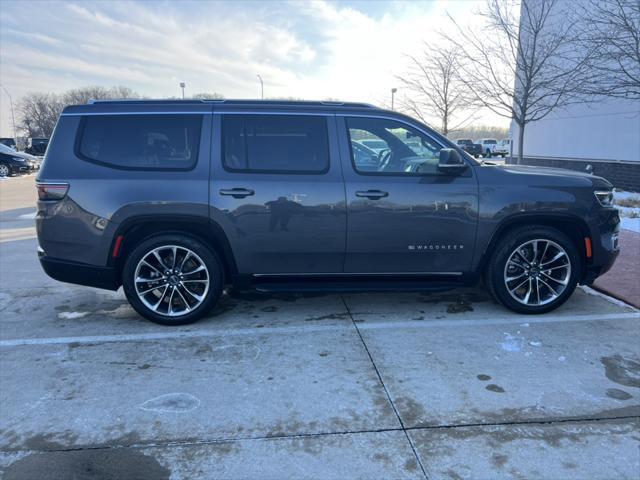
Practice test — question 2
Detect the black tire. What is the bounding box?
[484,226,581,314]
[0,163,10,177]
[122,234,224,325]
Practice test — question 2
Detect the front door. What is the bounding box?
[210,112,346,274]
[338,115,478,274]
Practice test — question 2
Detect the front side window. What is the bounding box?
[222,115,329,173]
[346,117,446,175]
[78,114,202,169]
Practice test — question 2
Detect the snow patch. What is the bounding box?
[614,190,640,233]
[501,333,522,352]
[58,311,89,320]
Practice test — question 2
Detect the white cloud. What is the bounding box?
[0,0,508,137]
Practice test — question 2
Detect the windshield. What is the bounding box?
[0,144,17,154]
[361,140,388,150]
[485,139,497,144]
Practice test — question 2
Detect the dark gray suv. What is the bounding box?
[36,100,620,325]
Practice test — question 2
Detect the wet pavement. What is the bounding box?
[1,175,639,479]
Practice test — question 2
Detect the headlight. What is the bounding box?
[11,156,25,162]
[594,190,614,207]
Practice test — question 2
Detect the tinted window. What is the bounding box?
[346,117,446,175]
[223,115,329,173]
[78,115,202,169]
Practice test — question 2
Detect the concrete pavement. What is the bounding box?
[0,174,639,479]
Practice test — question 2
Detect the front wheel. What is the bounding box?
[122,234,224,325]
[485,226,580,314]
[0,164,10,177]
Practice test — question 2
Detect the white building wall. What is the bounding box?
[512,98,640,162]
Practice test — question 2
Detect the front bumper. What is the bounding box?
[12,164,30,174]
[39,250,119,291]
[581,212,620,284]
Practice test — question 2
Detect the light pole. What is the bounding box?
[179,82,186,99]
[0,84,17,145]
[391,88,397,110]
[257,74,264,100]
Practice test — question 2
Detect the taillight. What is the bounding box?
[36,182,69,201]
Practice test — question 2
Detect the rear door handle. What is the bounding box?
[219,188,255,199]
[355,190,389,200]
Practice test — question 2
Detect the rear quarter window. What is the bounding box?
[77,114,202,170]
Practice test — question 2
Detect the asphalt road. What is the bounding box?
[1,174,639,479]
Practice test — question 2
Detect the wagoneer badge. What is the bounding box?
[408,244,464,251]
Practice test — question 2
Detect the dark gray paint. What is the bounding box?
[36,100,620,289]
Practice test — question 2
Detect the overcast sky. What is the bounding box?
[0,0,508,137]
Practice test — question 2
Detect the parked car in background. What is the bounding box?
[36,99,619,325]
[455,139,482,157]
[0,143,40,176]
[495,139,510,157]
[25,137,49,156]
[351,140,379,171]
[360,139,388,153]
[0,138,17,150]
[476,138,498,158]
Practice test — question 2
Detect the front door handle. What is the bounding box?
[355,190,389,200]
[219,188,255,199]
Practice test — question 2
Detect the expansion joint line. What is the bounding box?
[340,295,429,480]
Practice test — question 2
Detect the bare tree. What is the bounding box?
[17,86,140,138]
[16,93,63,138]
[579,0,640,99]
[397,46,478,136]
[62,85,138,106]
[445,0,595,163]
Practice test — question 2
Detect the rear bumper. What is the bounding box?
[39,252,119,291]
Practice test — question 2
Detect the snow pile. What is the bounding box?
[614,190,640,233]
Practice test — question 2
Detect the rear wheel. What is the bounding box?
[0,164,10,177]
[485,226,580,314]
[122,234,224,325]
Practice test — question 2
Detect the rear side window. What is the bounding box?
[222,115,329,173]
[77,114,202,170]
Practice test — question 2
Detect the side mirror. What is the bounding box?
[438,148,467,174]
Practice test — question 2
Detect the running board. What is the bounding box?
[246,274,466,294]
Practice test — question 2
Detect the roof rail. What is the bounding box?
[87,99,379,108]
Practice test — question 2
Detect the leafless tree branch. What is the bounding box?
[577,0,640,99]
[396,45,480,136]
[444,0,597,163]
[17,86,141,138]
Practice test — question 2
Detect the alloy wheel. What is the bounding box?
[0,165,9,177]
[134,245,210,317]
[503,239,571,306]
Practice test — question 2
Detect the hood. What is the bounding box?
[488,163,612,189]
[10,151,40,161]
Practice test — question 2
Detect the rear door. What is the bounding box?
[337,115,479,274]
[209,111,347,274]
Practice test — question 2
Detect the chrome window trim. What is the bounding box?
[61,111,212,116]
[338,112,478,168]
[339,113,447,152]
